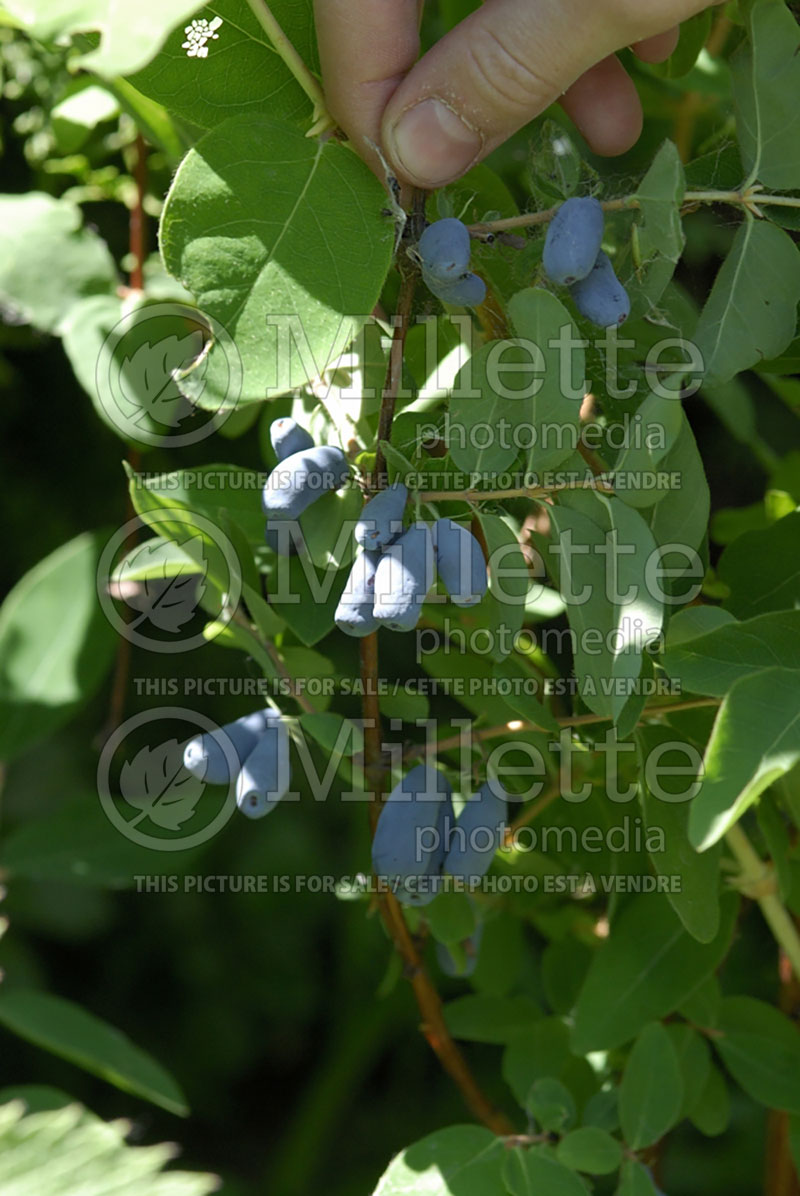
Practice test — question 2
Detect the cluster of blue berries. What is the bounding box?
[543,196,630,328]
[372,764,511,974]
[416,217,487,307]
[262,418,350,555]
[183,708,290,820]
[335,491,488,636]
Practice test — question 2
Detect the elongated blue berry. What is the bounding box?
[444,781,510,881]
[183,709,277,786]
[372,764,452,906]
[335,550,380,638]
[235,717,291,819]
[355,482,408,549]
[373,522,434,632]
[270,417,314,462]
[418,218,471,282]
[432,518,488,607]
[543,196,604,286]
[261,445,349,519]
[569,251,630,328]
[423,267,486,307]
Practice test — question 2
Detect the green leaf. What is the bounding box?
[372,1125,505,1196]
[630,141,686,316]
[0,797,198,887]
[0,991,187,1116]
[426,892,477,945]
[718,510,800,619]
[503,1146,586,1196]
[443,995,541,1045]
[503,1020,586,1109]
[541,939,592,1015]
[1,0,205,76]
[637,725,721,943]
[0,1101,219,1195]
[556,1127,623,1175]
[619,1022,683,1150]
[731,0,800,190]
[714,995,800,1114]
[51,83,119,152]
[448,290,583,477]
[689,1063,731,1137]
[547,495,663,722]
[160,114,393,405]
[130,0,315,132]
[571,891,738,1052]
[298,712,363,757]
[617,1018,679,1148]
[0,193,117,333]
[694,219,800,387]
[615,1160,660,1196]
[665,1023,712,1119]
[476,512,530,661]
[645,409,710,565]
[663,611,800,696]
[689,667,800,851]
[610,390,684,510]
[0,533,117,764]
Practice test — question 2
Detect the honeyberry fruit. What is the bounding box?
[372,764,452,906]
[183,709,276,786]
[443,781,510,882]
[269,417,314,462]
[417,217,471,282]
[569,251,630,328]
[261,445,349,519]
[373,522,434,632]
[355,482,408,550]
[423,267,486,308]
[432,518,488,607]
[543,196,604,286]
[334,550,381,638]
[235,716,291,819]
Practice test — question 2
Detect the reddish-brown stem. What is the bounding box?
[361,207,513,1135]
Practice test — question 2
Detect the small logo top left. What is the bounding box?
[95,302,241,447]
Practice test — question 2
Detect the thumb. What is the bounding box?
[379,0,709,189]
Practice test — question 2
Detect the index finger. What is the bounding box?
[314,0,421,164]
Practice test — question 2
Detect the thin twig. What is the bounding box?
[243,0,335,133]
[361,215,514,1134]
[405,697,722,760]
[726,824,800,984]
[467,188,800,238]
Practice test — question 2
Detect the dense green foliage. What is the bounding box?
[0,1,799,1194]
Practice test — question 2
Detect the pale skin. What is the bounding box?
[313,0,724,189]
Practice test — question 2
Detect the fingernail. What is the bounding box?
[387,98,482,187]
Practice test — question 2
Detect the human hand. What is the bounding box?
[314,1,722,189]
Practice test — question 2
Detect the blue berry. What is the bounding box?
[355,482,408,550]
[432,518,488,607]
[269,417,314,462]
[373,522,434,632]
[543,196,605,286]
[569,251,630,328]
[335,550,381,638]
[418,218,471,282]
[261,445,350,519]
